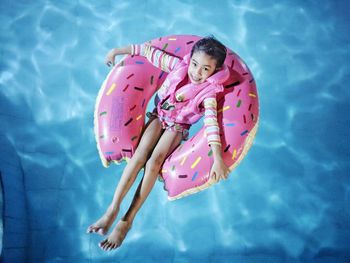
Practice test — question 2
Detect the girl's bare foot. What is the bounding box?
[86,209,118,236]
[99,219,132,251]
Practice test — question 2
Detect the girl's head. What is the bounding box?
[188,36,227,84]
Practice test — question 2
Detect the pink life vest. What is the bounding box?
[156,53,230,125]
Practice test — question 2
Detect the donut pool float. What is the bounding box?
[94,35,259,200]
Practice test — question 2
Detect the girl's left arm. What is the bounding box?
[203,97,230,182]
[210,144,230,182]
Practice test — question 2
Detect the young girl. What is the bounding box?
[87,36,230,251]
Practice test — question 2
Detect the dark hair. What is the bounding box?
[190,36,227,68]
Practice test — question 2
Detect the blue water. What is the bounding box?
[1,0,350,262]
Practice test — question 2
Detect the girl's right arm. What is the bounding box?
[105,46,132,67]
[105,44,180,72]
[131,44,180,73]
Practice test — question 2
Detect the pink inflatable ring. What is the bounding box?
[94,35,259,200]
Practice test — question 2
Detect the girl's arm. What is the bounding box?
[105,44,180,72]
[203,97,230,182]
[131,44,180,73]
[105,46,132,66]
[210,144,230,182]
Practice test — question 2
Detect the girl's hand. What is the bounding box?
[105,48,118,67]
[210,158,230,182]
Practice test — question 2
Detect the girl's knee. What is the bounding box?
[145,154,166,172]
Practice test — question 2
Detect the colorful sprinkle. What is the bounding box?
[130,105,136,111]
[136,114,143,120]
[127,73,134,79]
[162,43,169,51]
[171,165,175,171]
[122,148,132,153]
[191,157,202,169]
[236,100,242,108]
[168,38,177,41]
[251,113,254,121]
[243,114,246,123]
[191,171,199,181]
[224,144,230,152]
[180,155,188,165]
[99,135,104,139]
[186,41,194,45]
[218,106,230,113]
[136,61,144,64]
[249,93,256,97]
[99,111,107,116]
[230,60,235,69]
[131,136,138,141]
[106,83,116,96]
[237,89,242,97]
[142,99,145,108]
[248,103,252,111]
[124,118,133,126]
[249,78,254,83]
[159,71,165,79]
[242,72,249,75]
[150,75,154,85]
[208,149,213,156]
[161,169,167,173]
[105,151,114,155]
[123,84,129,92]
[179,175,188,178]
[241,130,248,136]
[174,47,181,53]
[232,149,237,160]
[134,87,144,91]
[226,123,235,127]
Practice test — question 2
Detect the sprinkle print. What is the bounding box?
[134,87,144,91]
[218,106,230,113]
[127,73,134,79]
[232,149,237,160]
[106,83,116,96]
[191,157,202,169]
[162,43,169,50]
[191,171,199,181]
[240,130,248,136]
[124,118,133,126]
[180,155,188,165]
[123,84,129,92]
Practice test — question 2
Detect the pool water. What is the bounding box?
[1,0,350,262]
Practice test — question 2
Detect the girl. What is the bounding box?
[87,36,230,251]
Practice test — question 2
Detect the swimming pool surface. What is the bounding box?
[1,0,350,262]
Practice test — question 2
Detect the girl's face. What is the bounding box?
[188,51,218,84]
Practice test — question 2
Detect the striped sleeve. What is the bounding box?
[131,44,180,73]
[203,97,221,146]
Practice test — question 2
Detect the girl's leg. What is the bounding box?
[87,118,164,235]
[99,130,183,250]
